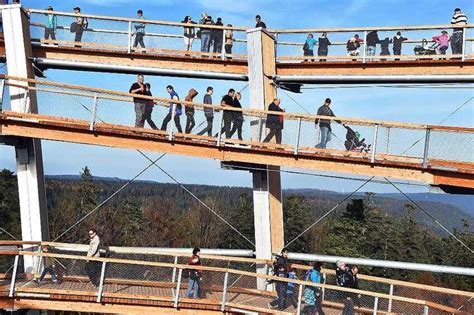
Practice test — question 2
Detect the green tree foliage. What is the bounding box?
[0,169,21,240]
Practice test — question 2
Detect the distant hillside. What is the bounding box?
[46,176,472,235]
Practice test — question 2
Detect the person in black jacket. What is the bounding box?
[212,17,224,54]
[228,92,244,140]
[315,98,340,149]
[366,30,380,57]
[318,32,332,61]
[263,98,284,144]
[392,32,408,60]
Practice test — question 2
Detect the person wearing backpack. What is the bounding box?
[285,268,298,309]
[160,85,183,133]
[302,262,324,315]
[336,261,357,315]
[303,33,317,61]
[185,247,202,298]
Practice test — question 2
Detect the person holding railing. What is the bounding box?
[184,88,199,133]
[346,34,363,59]
[197,86,214,137]
[44,6,57,41]
[33,245,59,284]
[185,247,202,299]
[392,32,407,60]
[199,13,214,53]
[366,30,380,57]
[303,33,317,61]
[317,32,331,61]
[263,98,285,144]
[72,7,88,44]
[129,74,147,128]
[432,31,449,55]
[182,16,196,51]
[161,85,183,133]
[212,17,224,54]
[133,9,146,49]
[451,8,468,56]
[315,98,340,149]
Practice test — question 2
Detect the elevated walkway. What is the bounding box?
[0,241,472,314]
[1,75,473,190]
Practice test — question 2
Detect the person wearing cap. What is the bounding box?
[451,8,468,55]
[72,7,88,43]
[44,6,57,41]
[315,98,340,149]
[133,9,146,49]
[432,30,449,55]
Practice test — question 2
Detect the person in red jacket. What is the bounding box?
[185,247,202,298]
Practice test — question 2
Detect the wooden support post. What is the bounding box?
[247,27,283,290]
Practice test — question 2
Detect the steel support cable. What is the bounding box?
[284,176,375,249]
[52,153,166,242]
[401,96,473,155]
[223,163,426,187]
[137,150,255,247]
[0,227,18,240]
[384,177,474,254]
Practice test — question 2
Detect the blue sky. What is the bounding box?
[1,0,473,194]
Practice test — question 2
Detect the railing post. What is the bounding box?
[168,104,176,141]
[423,305,429,315]
[21,90,29,113]
[461,28,466,62]
[216,110,224,146]
[294,117,302,155]
[362,30,367,63]
[275,33,279,58]
[257,117,264,142]
[321,273,326,301]
[0,79,5,111]
[127,21,132,53]
[371,124,379,163]
[296,284,303,315]
[9,255,19,298]
[388,283,394,312]
[422,128,431,168]
[373,296,379,315]
[385,127,390,154]
[221,27,226,60]
[173,268,183,308]
[90,94,98,131]
[96,261,107,303]
[221,272,229,312]
[172,256,178,283]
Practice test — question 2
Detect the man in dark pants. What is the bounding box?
[212,17,224,54]
[219,88,236,138]
[73,7,88,43]
[269,248,289,310]
[86,229,101,287]
[129,74,147,128]
[197,87,214,136]
[451,8,468,55]
[161,85,183,133]
[263,98,284,144]
[133,10,146,49]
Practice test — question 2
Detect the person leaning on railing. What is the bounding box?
[392,31,408,60]
[451,7,468,55]
[72,7,88,44]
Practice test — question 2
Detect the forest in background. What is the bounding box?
[0,167,472,290]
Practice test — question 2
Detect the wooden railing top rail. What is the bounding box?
[12,250,463,306]
[3,75,473,133]
[26,8,249,32]
[25,8,473,34]
[2,240,473,298]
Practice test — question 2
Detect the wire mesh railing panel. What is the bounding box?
[35,89,94,121]
[429,130,474,163]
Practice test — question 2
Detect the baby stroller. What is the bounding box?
[344,125,371,153]
[414,39,438,55]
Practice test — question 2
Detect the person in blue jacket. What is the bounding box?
[303,262,325,315]
[303,33,318,61]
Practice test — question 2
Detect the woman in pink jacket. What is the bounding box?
[432,31,449,54]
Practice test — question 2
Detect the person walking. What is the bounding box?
[143,83,158,129]
[224,25,234,56]
[285,268,298,309]
[212,17,224,54]
[317,32,331,61]
[72,7,88,44]
[392,32,407,59]
[85,229,101,287]
[133,9,146,49]
[218,88,236,138]
[263,98,284,144]
[34,245,59,284]
[302,262,325,315]
[199,13,214,53]
[197,87,214,136]
[315,98,340,149]
[366,30,380,57]
[269,264,288,310]
[184,88,199,133]
[129,74,147,128]
[44,6,57,41]
[185,248,202,299]
[303,33,317,61]
[228,92,244,140]
[255,15,267,28]
[161,85,183,133]
[182,16,196,51]
[451,8,468,55]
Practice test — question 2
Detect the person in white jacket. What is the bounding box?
[86,229,101,286]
